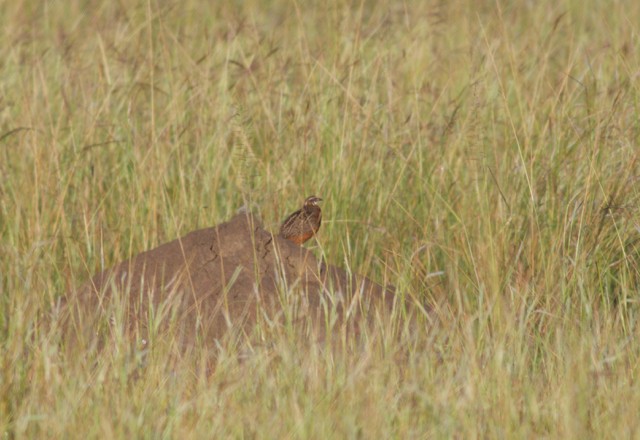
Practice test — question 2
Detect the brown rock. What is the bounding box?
[66,211,397,351]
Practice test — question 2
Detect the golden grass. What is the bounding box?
[1,0,640,437]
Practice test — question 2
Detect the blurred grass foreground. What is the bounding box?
[1,0,640,437]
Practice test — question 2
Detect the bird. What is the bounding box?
[279,195,323,245]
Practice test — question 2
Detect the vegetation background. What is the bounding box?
[1,0,639,437]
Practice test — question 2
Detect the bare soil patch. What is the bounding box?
[65,211,398,350]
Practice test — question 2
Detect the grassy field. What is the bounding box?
[1,0,640,437]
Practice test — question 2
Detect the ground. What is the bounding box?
[67,212,396,352]
[1,0,640,438]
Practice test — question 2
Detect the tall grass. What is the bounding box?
[1,0,639,437]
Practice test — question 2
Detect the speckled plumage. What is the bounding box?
[279,196,323,245]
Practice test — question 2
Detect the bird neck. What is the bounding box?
[304,204,319,213]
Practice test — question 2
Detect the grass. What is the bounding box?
[1,0,640,437]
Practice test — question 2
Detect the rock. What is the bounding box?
[66,212,397,350]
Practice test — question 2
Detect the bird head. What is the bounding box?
[304,196,323,207]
